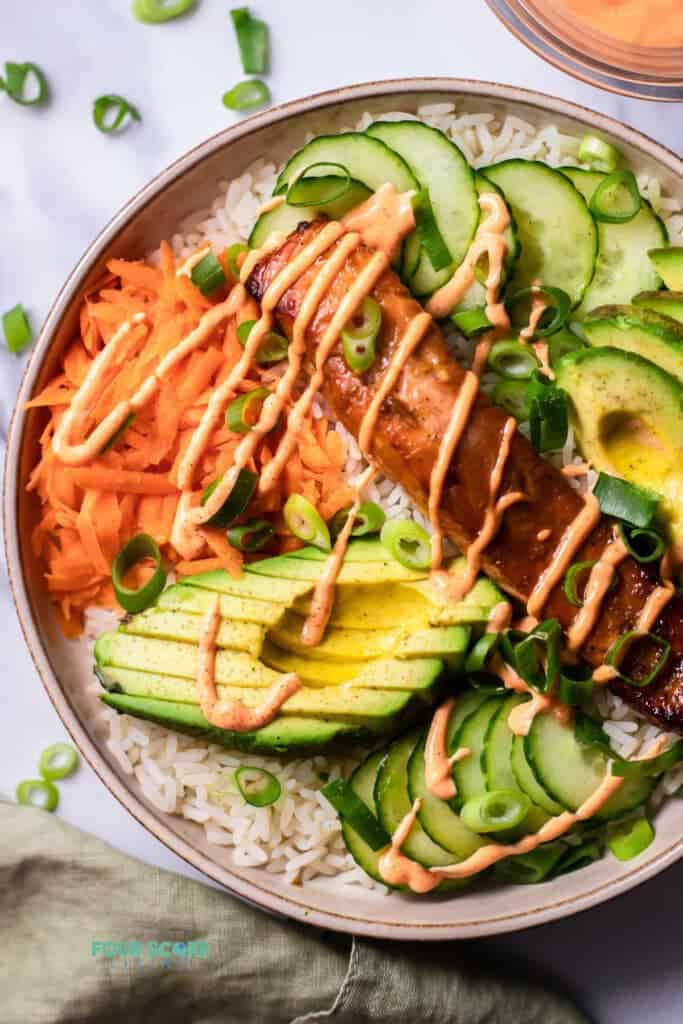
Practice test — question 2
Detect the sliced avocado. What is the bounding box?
[292,582,430,631]
[633,291,683,325]
[261,640,442,693]
[649,247,683,290]
[582,305,683,384]
[157,583,286,627]
[556,346,683,554]
[98,666,412,728]
[247,553,424,584]
[289,539,389,562]
[412,563,503,627]
[120,610,265,657]
[182,568,312,605]
[395,625,469,665]
[101,692,363,753]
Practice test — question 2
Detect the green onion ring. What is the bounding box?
[1,62,48,106]
[577,713,683,777]
[230,7,269,75]
[284,494,331,550]
[465,633,500,674]
[2,303,32,353]
[16,778,59,812]
[190,251,226,296]
[93,94,141,134]
[578,134,620,173]
[226,243,248,279]
[100,412,135,454]
[236,319,288,363]
[341,296,382,374]
[226,387,273,435]
[487,339,540,380]
[451,307,492,337]
[380,519,431,572]
[287,163,352,208]
[605,630,671,688]
[322,778,391,851]
[132,0,196,23]
[39,742,79,781]
[330,501,386,540]
[112,533,166,613]
[563,560,601,608]
[558,664,594,706]
[511,619,562,694]
[528,375,569,453]
[222,79,270,112]
[411,189,452,273]
[589,170,641,224]
[494,843,565,884]
[608,817,654,861]
[227,518,274,552]
[506,286,572,338]
[492,379,529,420]
[235,766,281,807]
[619,523,666,564]
[556,838,603,875]
[460,790,531,834]
[201,468,258,529]
[593,472,660,529]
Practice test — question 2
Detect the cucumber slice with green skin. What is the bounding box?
[375,730,456,868]
[581,305,683,384]
[273,132,420,271]
[633,290,683,325]
[248,179,371,250]
[342,750,391,884]
[482,159,598,308]
[511,734,563,815]
[408,734,484,859]
[452,696,504,803]
[562,167,666,315]
[525,711,654,821]
[366,120,479,297]
[483,695,549,833]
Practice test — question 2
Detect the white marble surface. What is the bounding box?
[1,2,682,1020]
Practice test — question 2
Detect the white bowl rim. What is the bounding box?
[4,76,683,941]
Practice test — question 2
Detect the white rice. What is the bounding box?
[102,103,683,884]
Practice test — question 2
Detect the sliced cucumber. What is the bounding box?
[408,734,484,859]
[483,159,598,308]
[375,729,455,868]
[511,734,563,815]
[562,167,666,315]
[526,711,654,820]
[249,179,371,250]
[366,120,478,296]
[453,173,520,313]
[341,750,389,884]
[452,696,504,803]
[483,695,548,832]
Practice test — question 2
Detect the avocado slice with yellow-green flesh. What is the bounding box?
[648,247,683,291]
[555,345,683,555]
[582,305,683,385]
[633,291,683,325]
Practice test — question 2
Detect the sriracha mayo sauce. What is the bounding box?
[553,0,683,47]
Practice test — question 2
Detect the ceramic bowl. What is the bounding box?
[5,78,683,940]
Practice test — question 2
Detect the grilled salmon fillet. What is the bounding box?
[247,220,683,733]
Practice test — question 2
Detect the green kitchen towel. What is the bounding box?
[0,802,589,1024]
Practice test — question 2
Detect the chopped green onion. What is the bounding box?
[222,79,270,112]
[562,560,617,607]
[230,7,269,75]
[39,742,79,781]
[112,533,166,613]
[236,319,288,363]
[528,373,568,452]
[341,296,381,373]
[190,251,226,296]
[235,766,280,807]
[507,286,572,338]
[593,472,660,528]
[16,779,59,812]
[330,501,386,540]
[460,790,531,834]
[380,519,431,572]
[558,663,594,705]
[93,94,141,134]
[132,0,196,23]
[512,619,562,694]
[465,633,500,673]
[613,739,683,777]
[286,163,351,208]
[201,468,258,528]
[619,523,666,564]
[227,518,274,552]
[492,379,529,420]
[451,307,492,336]
[608,817,654,861]
[0,61,48,106]
[556,838,603,875]
[226,242,248,279]
[494,843,565,884]
[411,189,452,272]
[548,328,585,365]
[226,386,273,434]
[100,412,135,454]
[487,339,540,380]
[578,134,620,173]
[589,170,641,224]
[605,630,671,688]
[322,778,391,851]
[284,494,331,550]
[2,304,32,353]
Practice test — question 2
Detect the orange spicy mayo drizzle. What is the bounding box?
[424,697,471,800]
[566,529,629,653]
[426,193,511,326]
[593,576,675,684]
[342,182,416,259]
[527,492,601,619]
[487,600,513,633]
[562,461,592,478]
[197,595,300,730]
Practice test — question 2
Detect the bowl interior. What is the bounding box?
[6,80,683,940]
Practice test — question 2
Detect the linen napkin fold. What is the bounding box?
[0,801,589,1023]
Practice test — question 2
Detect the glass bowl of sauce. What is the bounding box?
[485,0,683,100]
